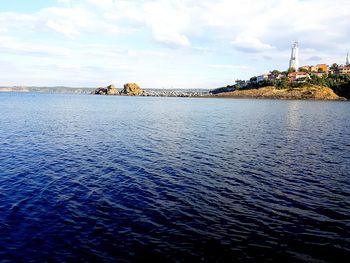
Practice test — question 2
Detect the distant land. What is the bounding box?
[0,86,95,94]
[0,86,211,97]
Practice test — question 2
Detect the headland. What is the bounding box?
[211,85,344,100]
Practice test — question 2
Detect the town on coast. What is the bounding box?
[211,42,350,100]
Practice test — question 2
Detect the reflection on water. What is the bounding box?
[286,100,302,133]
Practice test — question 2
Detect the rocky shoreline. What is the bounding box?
[93,83,209,97]
[211,85,346,100]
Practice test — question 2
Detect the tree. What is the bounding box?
[258,79,273,88]
[234,84,242,90]
[287,67,296,73]
[271,69,281,75]
[299,67,309,73]
[275,77,289,89]
[330,63,339,71]
[280,71,288,77]
[309,74,328,87]
[250,76,257,82]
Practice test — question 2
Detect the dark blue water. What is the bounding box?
[0,93,349,262]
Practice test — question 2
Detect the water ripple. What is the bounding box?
[0,94,349,262]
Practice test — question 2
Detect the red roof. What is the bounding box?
[288,72,308,76]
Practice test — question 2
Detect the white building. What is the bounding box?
[289,41,299,71]
[257,74,269,82]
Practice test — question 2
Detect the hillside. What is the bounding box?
[214,85,345,100]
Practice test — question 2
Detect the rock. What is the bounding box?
[122,83,143,96]
[94,87,107,95]
[94,84,119,95]
[106,84,119,95]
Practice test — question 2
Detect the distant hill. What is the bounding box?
[0,86,95,94]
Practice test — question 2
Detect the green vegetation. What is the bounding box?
[274,77,289,89]
[319,74,350,98]
[240,71,350,99]
[210,85,235,94]
[287,67,296,73]
[287,73,350,98]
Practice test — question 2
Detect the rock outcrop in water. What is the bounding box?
[121,83,143,96]
[94,85,119,95]
[94,83,144,96]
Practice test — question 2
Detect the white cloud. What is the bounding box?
[232,34,275,53]
[41,7,122,36]
[57,0,72,4]
[0,6,121,37]
[46,20,79,36]
[142,1,193,47]
[82,0,194,47]
[85,0,115,9]
[0,36,71,57]
[209,64,249,70]
[0,12,38,32]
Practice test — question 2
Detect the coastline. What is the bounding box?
[208,85,346,101]
[0,85,347,101]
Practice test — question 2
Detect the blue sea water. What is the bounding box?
[0,93,349,262]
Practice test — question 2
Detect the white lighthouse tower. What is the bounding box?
[289,41,299,71]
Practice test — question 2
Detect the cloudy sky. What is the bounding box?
[0,0,349,89]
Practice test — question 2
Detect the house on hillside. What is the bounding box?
[256,74,269,82]
[268,73,284,81]
[288,72,310,82]
[339,66,350,75]
[311,72,328,78]
[315,64,329,72]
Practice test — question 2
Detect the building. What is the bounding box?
[339,66,350,75]
[300,64,329,73]
[310,65,318,72]
[288,72,310,81]
[346,51,349,66]
[315,64,328,72]
[257,74,269,82]
[289,41,299,71]
[268,73,284,80]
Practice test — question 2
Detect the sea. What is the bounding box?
[0,92,349,262]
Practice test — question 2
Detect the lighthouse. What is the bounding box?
[289,41,299,71]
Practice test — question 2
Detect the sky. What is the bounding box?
[0,0,349,89]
